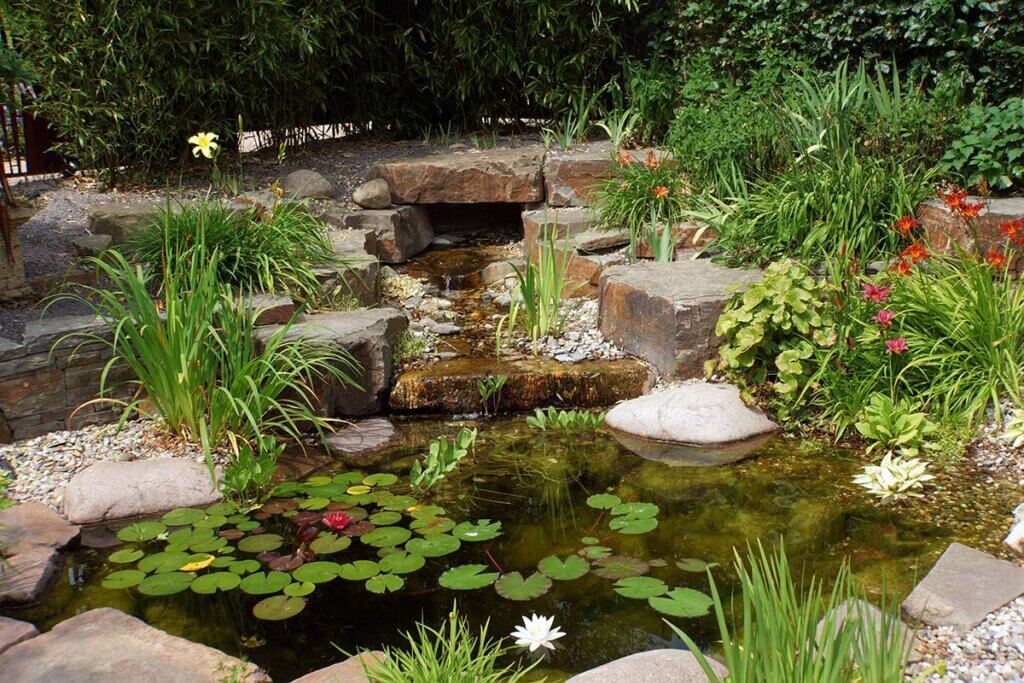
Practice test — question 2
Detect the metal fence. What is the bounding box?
[2,84,62,178]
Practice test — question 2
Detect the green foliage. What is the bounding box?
[475,376,507,416]
[394,331,428,365]
[410,428,478,492]
[942,97,1024,191]
[713,260,835,400]
[542,88,600,150]
[669,542,915,683]
[126,200,334,299]
[855,394,937,457]
[525,407,605,432]
[0,472,12,510]
[220,436,282,506]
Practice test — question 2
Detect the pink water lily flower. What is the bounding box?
[885,337,908,354]
[863,283,891,303]
[322,511,354,532]
[873,309,895,327]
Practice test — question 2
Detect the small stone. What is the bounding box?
[282,169,334,199]
[0,547,61,606]
[430,322,461,336]
[71,234,113,258]
[325,419,399,465]
[352,178,391,209]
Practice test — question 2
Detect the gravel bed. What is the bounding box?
[0,420,221,510]
[969,409,1024,488]
[511,298,624,362]
[907,597,1024,682]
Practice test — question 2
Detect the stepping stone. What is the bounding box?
[340,207,433,264]
[0,547,61,606]
[0,617,38,655]
[0,501,80,552]
[367,147,545,204]
[255,309,407,416]
[523,207,628,259]
[62,458,222,524]
[87,199,164,244]
[352,178,391,209]
[314,224,380,306]
[290,650,385,683]
[599,260,762,379]
[282,169,335,199]
[566,649,727,682]
[919,196,1024,256]
[0,607,270,682]
[902,542,1024,632]
[543,143,617,207]
[480,259,523,284]
[325,418,400,466]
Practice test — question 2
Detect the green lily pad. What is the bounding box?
[369,511,402,526]
[494,572,552,601]
[206,502,236,516]
[237,534,284,553]
[581,536,600,545]
[292,561,343,584]
[537,555,590,581]
[578,545,613,560]
[439,564,500,590]
[299,497,330,510]
[116,521,167,542]
[309,534,352,555]
[190,572,241,594]
[610,502,659,519]
[193,515,228,529]
[379,552,426,575]
[137,551,190,574]
[592,555,650,579]
[108,548,144,564]
[586,493,621,510]
[338,560,380,581]
[212,556,236,568]
[409,506,445,519]
[378,495,418,511]
[160,508,206,526]
[102,569,146,589]
[608,517,658,535]
[648,587,714,617]
[284,581,316,597]
[253,595,306,621]
[675,558,718,573]
[239,571,292,595]
[332,472,365,486]
[361,526,412,548]
[305,476,333,487]
[190,537,228,553]
[409,517,456,535]
[613,576,668,599]
[451,519,502,542]
[363,473,398,486]
[229,559,262,575]
[366,574,404,594]
[227,513,250,524]
[346,485,371,495]
[138,571,193,596]
[236,520,261,532]
[406,534,460,558]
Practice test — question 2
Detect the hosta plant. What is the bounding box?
[525,407,605,432]
[855,394,938,458]
[853,452,935,503]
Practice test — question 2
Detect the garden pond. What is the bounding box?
[14,418,1019,681]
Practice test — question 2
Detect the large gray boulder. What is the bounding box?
[282,169,335,199]
[902,542,1024,632]
[566,649,727,683]
[62,458,221,524]
[0,607,270,682]
[352,179,391,209]
[87,200,164,244]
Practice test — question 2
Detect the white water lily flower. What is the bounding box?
[188,131,220,159]
[853,452,935,503]
[511,614,566,652]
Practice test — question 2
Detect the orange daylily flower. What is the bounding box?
[644,149,659,170]
[890,259,913,276]
[653,186,669,199]
[986,248,1008,268]
[899,242,929,263]
[959,201,984,218]
[892,215,919,235]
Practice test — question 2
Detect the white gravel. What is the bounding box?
[0,420,218,510]
[514,298,624,362]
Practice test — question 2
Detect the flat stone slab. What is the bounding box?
[0,617,38,655]
[0,547,61,606]
[62,458,222,524]
[246,293,295,326]
[340,207,433,263]
[522,207,597,258]
[0,607,270,682]
[367,147,545,204]
[0,501,80,552]
[87,200,164,244]
[544,144,617,207]
[599,260,762,379]
[566,649,727,682]
[291,651,385,683]
[902,542,1024,632]
[325,418,400,465]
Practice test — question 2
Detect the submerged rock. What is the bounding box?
[325,418,400,466]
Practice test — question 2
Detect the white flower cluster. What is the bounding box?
[853,452,935,503]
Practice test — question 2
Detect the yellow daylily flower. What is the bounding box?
[188,131,220,159]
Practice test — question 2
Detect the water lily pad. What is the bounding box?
[239,571,292,595]
[452,519,502,542]
[405,534,460,558]
[253,595,306,621]
[537,555,589,581]
[648,587,713,617]
[193,515,228,529]
[236,520,262,532]
[494,572,552,601]
[361,526,412,548]
[410,517,456,535]
[180,553,215,571]
[578,545,613,560]
[332,472,365,486]
[610,502,659,519]
[608,516,658,535]
[206,502,236,516]
[345,507,369,522]
[586,494,621,510]
[190,572,241,594]
[581,536,600,545]
[379,552,425,575]
[363,473,398,486]
[229,559,261,575]
[138,572,193,596]
[309,534,352,555]
[190,536,228,553]
[648,558,668,568]
[219,529,244,540]
[366,574,404,594]
[299,497,330,510]
[108,548,144,564]
[284,581,316,597]
[237,534,284,553]
[292,561,343,584]
[102,569,146,589]
[160,508,206,526]
[305,476,333,487]
[439,564,500,590]
[341,521,375,537]
[369,511,402,526]
[409,505,445,519]
[212,556,236,568]
[137,551,190,574]
[613,576,668,599]
[592,556,650,579]
[346,485,371,495]
[675,558,718,573]
[116,521,167,542]
[378,495,418,511]
[338,560,380,581]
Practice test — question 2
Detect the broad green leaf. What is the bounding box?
[237,534,284,553]
[190,572,241,594]
[494,572,552,601]
[285,581,316,597]
[338,560,381,581]
[361,526,412,548]
[439,564,500,590]
[205,502,236,516]
[578,545,612,560]
[309,534,352,554]
[292,561,343,584]
[410,517,456,535]
[586,494,621,510]
[137,551,190,574]
[613,576,668,599]
[116,521,166,542]
[380,551,426,575]
[608,517,658,535]
[193,515,228,529]
[537,555,589,581]
[239,571,292,595]
[675,558,718,573]
[299,497,330,510]
[138,571,193,596]
[451,519,502,542]
[160,508,206,526]
[648,587,713,617]
[592,555,650,579]
[363,473,398,486]
[253,595,306,621]
[108,548,144,564]
[366,574,404,594]
[378,495,418,511]
[369,511,402,526]
[228,559,261,575]
[406,534,460,558]
[609,502,659,519]
[102,569,146,589]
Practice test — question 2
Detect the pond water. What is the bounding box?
[15,418,1018,681]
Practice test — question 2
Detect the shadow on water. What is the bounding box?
[14,417,1019,681]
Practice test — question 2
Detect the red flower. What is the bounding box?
[890,259,913,277]
[986,247,1008,268]
[885,337,908,354]
[322,511,353,532]
[873,309,895,327]
[653,185,669,199]
[959,201,984,219]
[892,215,919,236]
[939,186,968,212]
[899,242,929,264]
[862,282,891,303]
[644,149,660,170]
[1000,219,1023,241]
[618,152,634,165]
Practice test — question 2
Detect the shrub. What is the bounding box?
[942,96,1024,191]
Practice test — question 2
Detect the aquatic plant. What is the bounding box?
[476,376,507,416]
[853,452,934,503]
[220,436,282,506]
[855,394,937,458]
[525,407,605,432]
[409,428,478,492]
[510,614,566,652]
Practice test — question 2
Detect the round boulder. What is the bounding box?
[352,178,392,209]
[282,169,335,199]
